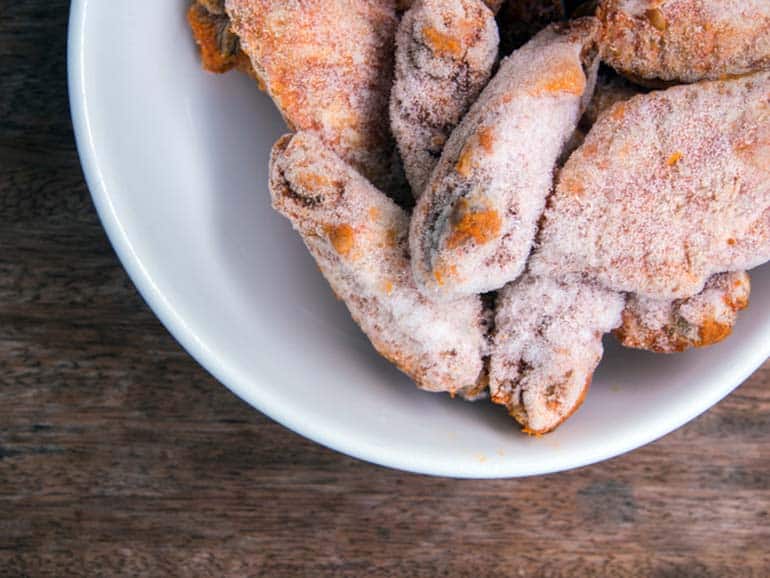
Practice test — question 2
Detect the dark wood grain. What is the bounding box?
[0,2,768,576]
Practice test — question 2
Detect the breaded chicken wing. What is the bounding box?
[575,73,753,353]
[409,18,600,301]
[598,0,770,83]
[270,132,489,399]
[531,71,770,300]
[224,0,400,194]
[390,0,499,198]
[491,269,753,432]
[490,275,624,434]
[616,271,750,353]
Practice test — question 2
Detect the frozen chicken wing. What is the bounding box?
[409,19,600,301]
[225,0,400,193]
[531,71,770,301]
[598,0,770,83]
[270,132,489,399]
[390,0,499,198]
[490,275,624,434]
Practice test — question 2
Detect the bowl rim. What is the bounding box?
[67,0,770,478]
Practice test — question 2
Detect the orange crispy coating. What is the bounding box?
[666,151,683,166]
[598,0,770,83]
[226,0,399,193]
[432,263,459,286]
[324,223,356,257]
[530,59,587,96]
[422,26,464,57]
[698,320,732,346]
[447,202,502,249]
[454,146,475,177]
[187,2,254,75]
[616,271,751,353]
[477,127,495,152]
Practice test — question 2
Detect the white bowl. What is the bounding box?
[68,0,770,478]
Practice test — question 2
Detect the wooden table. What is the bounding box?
[1,2,768,575]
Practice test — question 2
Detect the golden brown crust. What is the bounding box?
[598,0,770,83]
